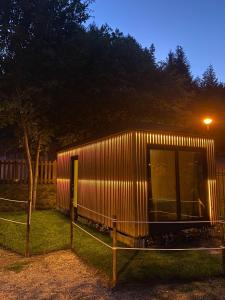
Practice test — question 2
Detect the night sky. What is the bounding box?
[87,0,225,82]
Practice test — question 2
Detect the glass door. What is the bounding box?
[178,151,206,220]
[148,147,207,221]
[149,149,177,221]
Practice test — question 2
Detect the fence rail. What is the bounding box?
[0,160,57,184]
[71,208,225,287]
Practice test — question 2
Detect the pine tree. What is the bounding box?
[201,65,219,88]
[164,46,192,84]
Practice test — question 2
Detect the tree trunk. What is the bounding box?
[23,122,33,257]
[32,136,41,210]
[23,123,33,204]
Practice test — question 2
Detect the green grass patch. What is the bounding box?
[5,261,30,273]
[0,210,70,255]
[73,223,223,282]
[0,210,223,283]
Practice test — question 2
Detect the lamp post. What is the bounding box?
[203,117,213,131]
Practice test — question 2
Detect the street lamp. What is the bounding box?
[203,117,213,131]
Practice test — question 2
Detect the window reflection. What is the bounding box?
[179,151,206,220]
[149,148,207,221]
[150,150,177,220]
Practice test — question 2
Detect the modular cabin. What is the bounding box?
[57,130,217,244]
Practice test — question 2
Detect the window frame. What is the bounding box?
[146,144,208,222]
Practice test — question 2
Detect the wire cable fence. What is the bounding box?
[0,196,31,257]
[71,204,225,286]
[72,222,112,249]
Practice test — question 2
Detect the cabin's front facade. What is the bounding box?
[57,130,217,243]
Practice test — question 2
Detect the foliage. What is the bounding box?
[0,184,56,211]
[0,0,225,154]
[201,65,221,89]
[0,0,92,207]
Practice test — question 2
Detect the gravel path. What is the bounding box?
[0,249,225,299]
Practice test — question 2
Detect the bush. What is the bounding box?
[0,184,56,211]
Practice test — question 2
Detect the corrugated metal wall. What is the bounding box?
[57,132,137,236]
[216,168,225,218]
[57,130,217,238]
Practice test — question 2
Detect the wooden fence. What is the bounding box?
[0,160,57,184]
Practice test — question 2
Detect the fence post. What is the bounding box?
[112,215,117,287]
[221,221,225,274]
[70,199,74,250]
[53,160,57,184]
[25,199,32,257]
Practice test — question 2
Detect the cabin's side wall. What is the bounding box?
[57,132,138,237]
[134,132,217,234]
[57,131,217,240]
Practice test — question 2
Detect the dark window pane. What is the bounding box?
[150,149,177,220]
[179,151,206,220]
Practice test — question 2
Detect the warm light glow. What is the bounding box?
[57,178,148,186]
[57,178,70,182]
[58,132,213,157]
[79,179,143,185]
[207,179,216,222]
[203,118,213,125]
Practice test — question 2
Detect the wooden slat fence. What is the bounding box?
[0,160,57,184]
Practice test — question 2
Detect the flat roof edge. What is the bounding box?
[57,129,214,154]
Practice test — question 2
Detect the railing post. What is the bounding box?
[221,221,225,274]
[53,160,57,184]
[70,202,74,250]
[25,199,32,257]
[112,216,117,287]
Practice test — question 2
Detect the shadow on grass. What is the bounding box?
[117,250,223,284]
[118,250,139,277]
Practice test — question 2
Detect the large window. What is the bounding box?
[149,148,207,221]
[150,150,177,220]
[179,151,205,220]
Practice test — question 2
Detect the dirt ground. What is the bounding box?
[0,249,225,300]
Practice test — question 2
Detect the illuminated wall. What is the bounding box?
[57,132,137,236]
[57,130,217,237]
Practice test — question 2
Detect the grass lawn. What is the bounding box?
[0,210,70,255]
[0,210,223,283]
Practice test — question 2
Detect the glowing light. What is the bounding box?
[58,132,214,157]
[207,179,216,222]
[79,179,146,185]
[203,118,213,125]
[57,178,70,182]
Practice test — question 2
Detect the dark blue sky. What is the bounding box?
[87,0,225,82]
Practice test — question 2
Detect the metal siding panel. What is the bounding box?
[56,131,217,238]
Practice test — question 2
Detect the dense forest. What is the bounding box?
[0,0,225,159]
